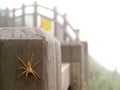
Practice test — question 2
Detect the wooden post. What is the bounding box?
[0,11,2,27]
[63,13,67,42]
[12,8,15,27]
[53,7,57,37]
[22,4,25,27]
[81,41,89,90]
[5,8,9,27]
[70,43,82,90]
[75,29,80,41]
[55,41,62,90]
[0,27,61,90]
[0,18,1,27]
[54,8,67,42]
[61,41,88,90]
[33,1,37,27]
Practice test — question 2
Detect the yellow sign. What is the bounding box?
[40,16,51,32]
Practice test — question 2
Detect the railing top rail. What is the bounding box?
[37,5,53,11]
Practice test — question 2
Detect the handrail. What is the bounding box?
[37,5,53,11]
[0,1,78,41]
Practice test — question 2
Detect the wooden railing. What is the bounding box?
[0,1,79,42]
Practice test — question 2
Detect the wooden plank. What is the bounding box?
[70,63,81,90]
[70,44,82,62]
[61,42,82,62]
[55,41,61,90]
[61,43,71,62]
[0,28,61,90]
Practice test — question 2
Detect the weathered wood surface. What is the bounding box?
[55,41,62,90]
[0,28,61,90]
[81,41,89,90]
[70,63,81,90]
[61,42,88,90]
[61,42,82,62]
[61,43,71,62]
[61,63,70,90]
[61,42,82,90]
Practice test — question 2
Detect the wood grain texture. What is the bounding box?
[0,28,61,90]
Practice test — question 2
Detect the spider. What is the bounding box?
[16,52,42,80]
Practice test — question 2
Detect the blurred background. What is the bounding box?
[1,0,120,90]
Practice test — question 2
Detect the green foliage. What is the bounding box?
[89,56,120,90]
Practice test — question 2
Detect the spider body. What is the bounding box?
[16,52,41,80]
[26,60,33,73]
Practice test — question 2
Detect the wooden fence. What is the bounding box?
[0,1,79,42]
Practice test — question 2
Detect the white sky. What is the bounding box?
[1,0,120,72]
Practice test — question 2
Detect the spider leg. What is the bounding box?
[33,71,44,82]
[32,70,44,81]
[18,66,26,70]
[33,70,40,78]
[32,60,41,68]
[32,70,45,82]
[26,71,29,79]
[16,55,26,67]
[31,71,38,79]
[19,71,26,78]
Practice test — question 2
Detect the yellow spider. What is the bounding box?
[16,52,41,80]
